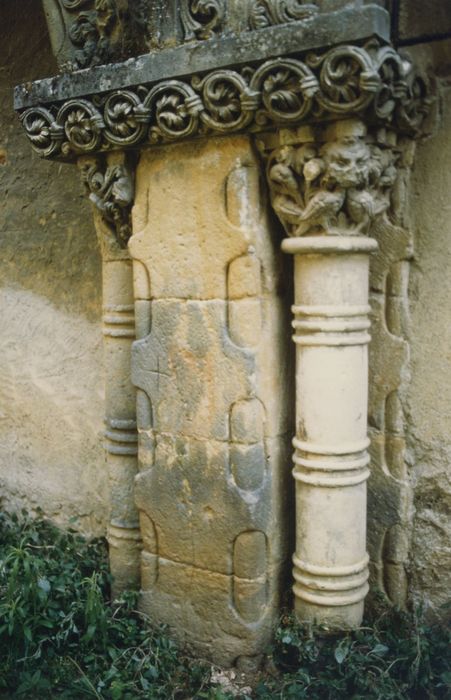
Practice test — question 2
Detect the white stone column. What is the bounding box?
[283,236,376,627]
[260,119,396,628]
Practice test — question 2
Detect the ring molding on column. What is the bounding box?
[292,554,370,607]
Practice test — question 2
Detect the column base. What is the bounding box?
[294,599,365,630]
[292,553,369,629]
[108,524,142,597]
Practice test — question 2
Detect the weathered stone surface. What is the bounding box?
[130,143,265,300]
[0,287,106,533]
[367,152,413,607]
[135,434,287,574]
[15,4,389,109]
[100,241,141,594]
[140,556,277,666]
[41,0,150,71]
[130,138,293,441]
[131,135,293,661]
[406,83,451,613]
[398,0,451,42]
[133,300,255,440]
[365,67,451,616]
[0,0,106,535]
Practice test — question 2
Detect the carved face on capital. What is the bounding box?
[321,138,371,189]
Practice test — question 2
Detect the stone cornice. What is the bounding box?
[16,43,429,163]
[16,5,389,108]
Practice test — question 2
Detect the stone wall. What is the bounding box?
[367,30,451,616]
[407,40,451,614]
[0,0,107,535]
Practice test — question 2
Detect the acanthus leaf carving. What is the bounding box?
[265,120,398,238]
[80,157,134,248]
[181,0,226,41]
[250,0,318,30]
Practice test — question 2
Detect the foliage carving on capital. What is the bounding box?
[79,156,134,248]
[264,120,398,237]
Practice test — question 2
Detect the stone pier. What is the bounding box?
[14,0,431,665]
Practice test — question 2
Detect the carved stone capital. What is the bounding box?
[78,153,134,249]
[259,119,400,240]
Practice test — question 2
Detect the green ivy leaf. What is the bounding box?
[334,644,349,664]
[371,644,389,656]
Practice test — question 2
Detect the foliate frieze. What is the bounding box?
[182,0,318,40]
[49,0,149,70]
[80,157,134,247]
[18,41,428,162]
[60,0,125,69]
[181,0,226,40]
[264,120,398,238]
[249,0,318,30]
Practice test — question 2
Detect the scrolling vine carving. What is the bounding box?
[19,41,429,161]
[62,0,124,69]
[57,0,149,70]
[180,0,226,40]
[249,0,318,29]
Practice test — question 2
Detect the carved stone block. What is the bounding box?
[130,136,292,662]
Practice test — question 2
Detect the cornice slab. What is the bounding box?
[16,5,388,108]
[15,5,431,162]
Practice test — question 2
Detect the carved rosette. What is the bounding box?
[18,41,429,162]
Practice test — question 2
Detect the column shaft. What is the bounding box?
[103,257,141,595]
[283,236,376,627]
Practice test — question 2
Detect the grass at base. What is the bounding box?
[0,511,450,699]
